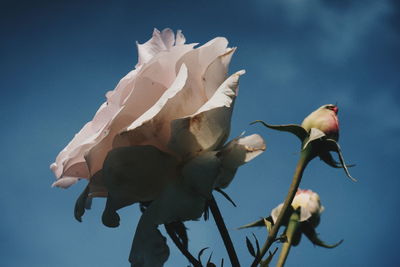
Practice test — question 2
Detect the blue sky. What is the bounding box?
[1,0,399,266]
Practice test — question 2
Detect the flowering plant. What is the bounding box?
[51,28,265,266]
[51,29,356,267]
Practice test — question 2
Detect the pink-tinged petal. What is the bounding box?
[175,37,229,102]
[216,134,266,188]
[168,70,245,158]
[50,69,139,179]
[85,46,196,176]
[130,152,220,266]
[203,48,236,100]
[102,145,178,203]
[51,30,194,183]
[112,64,189,152]
[114,41,235,157]
[138,43,196,89]
[175,29,186,45]
[136,28,184,68]
[51,177,79,188]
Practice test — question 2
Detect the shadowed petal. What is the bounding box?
[112,64,189,153]
[168,70,245,158]
[130,152,221,266]
[216,134,266,188]
[102,145,179,204]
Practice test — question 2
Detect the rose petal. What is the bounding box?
[85,45,195,176]
[111,64,189,155]
[203,47,236,100]
[220,134,266,168]
[175,37,229,102]
[136,28,176,68]
[271,203,283,224]
[51,30,194,181]
[175,29,185,45]
[216,134,266,188]
[168,70,245,158]
[51,67,142,179]
[102,145,179,203]
[51,177,79,188]
[271,190,324,224]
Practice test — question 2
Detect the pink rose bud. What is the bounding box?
[301,104,339,141]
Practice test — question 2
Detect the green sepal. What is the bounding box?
[251,120,308,143]
[237,216,273,230]
[302,221,343,248]
[291,229,302,246]
[319,151,355,169]
[324,139,357,182]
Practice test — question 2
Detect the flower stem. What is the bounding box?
[276,210,300,267]
[208,194,241,267]
[251,145,312,267]
[164,223,202,267]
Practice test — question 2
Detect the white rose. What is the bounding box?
[50,28,265,266]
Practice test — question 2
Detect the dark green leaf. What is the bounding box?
[246,236,256,257]
[198,247,209,262]
[215,188,237,207]
[252,233,260,257]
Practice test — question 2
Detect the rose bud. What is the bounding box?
[240,189,342,251]
[301,104,339,141]
[271,189,324,228]
[251,104,356,181]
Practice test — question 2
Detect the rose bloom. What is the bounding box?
[50,28,265,266]
[271,189,324,227]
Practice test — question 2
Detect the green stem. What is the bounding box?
[164,224,202,267]
[208,194,241,267]
[251,145,312,267]
[276,210,300,267]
